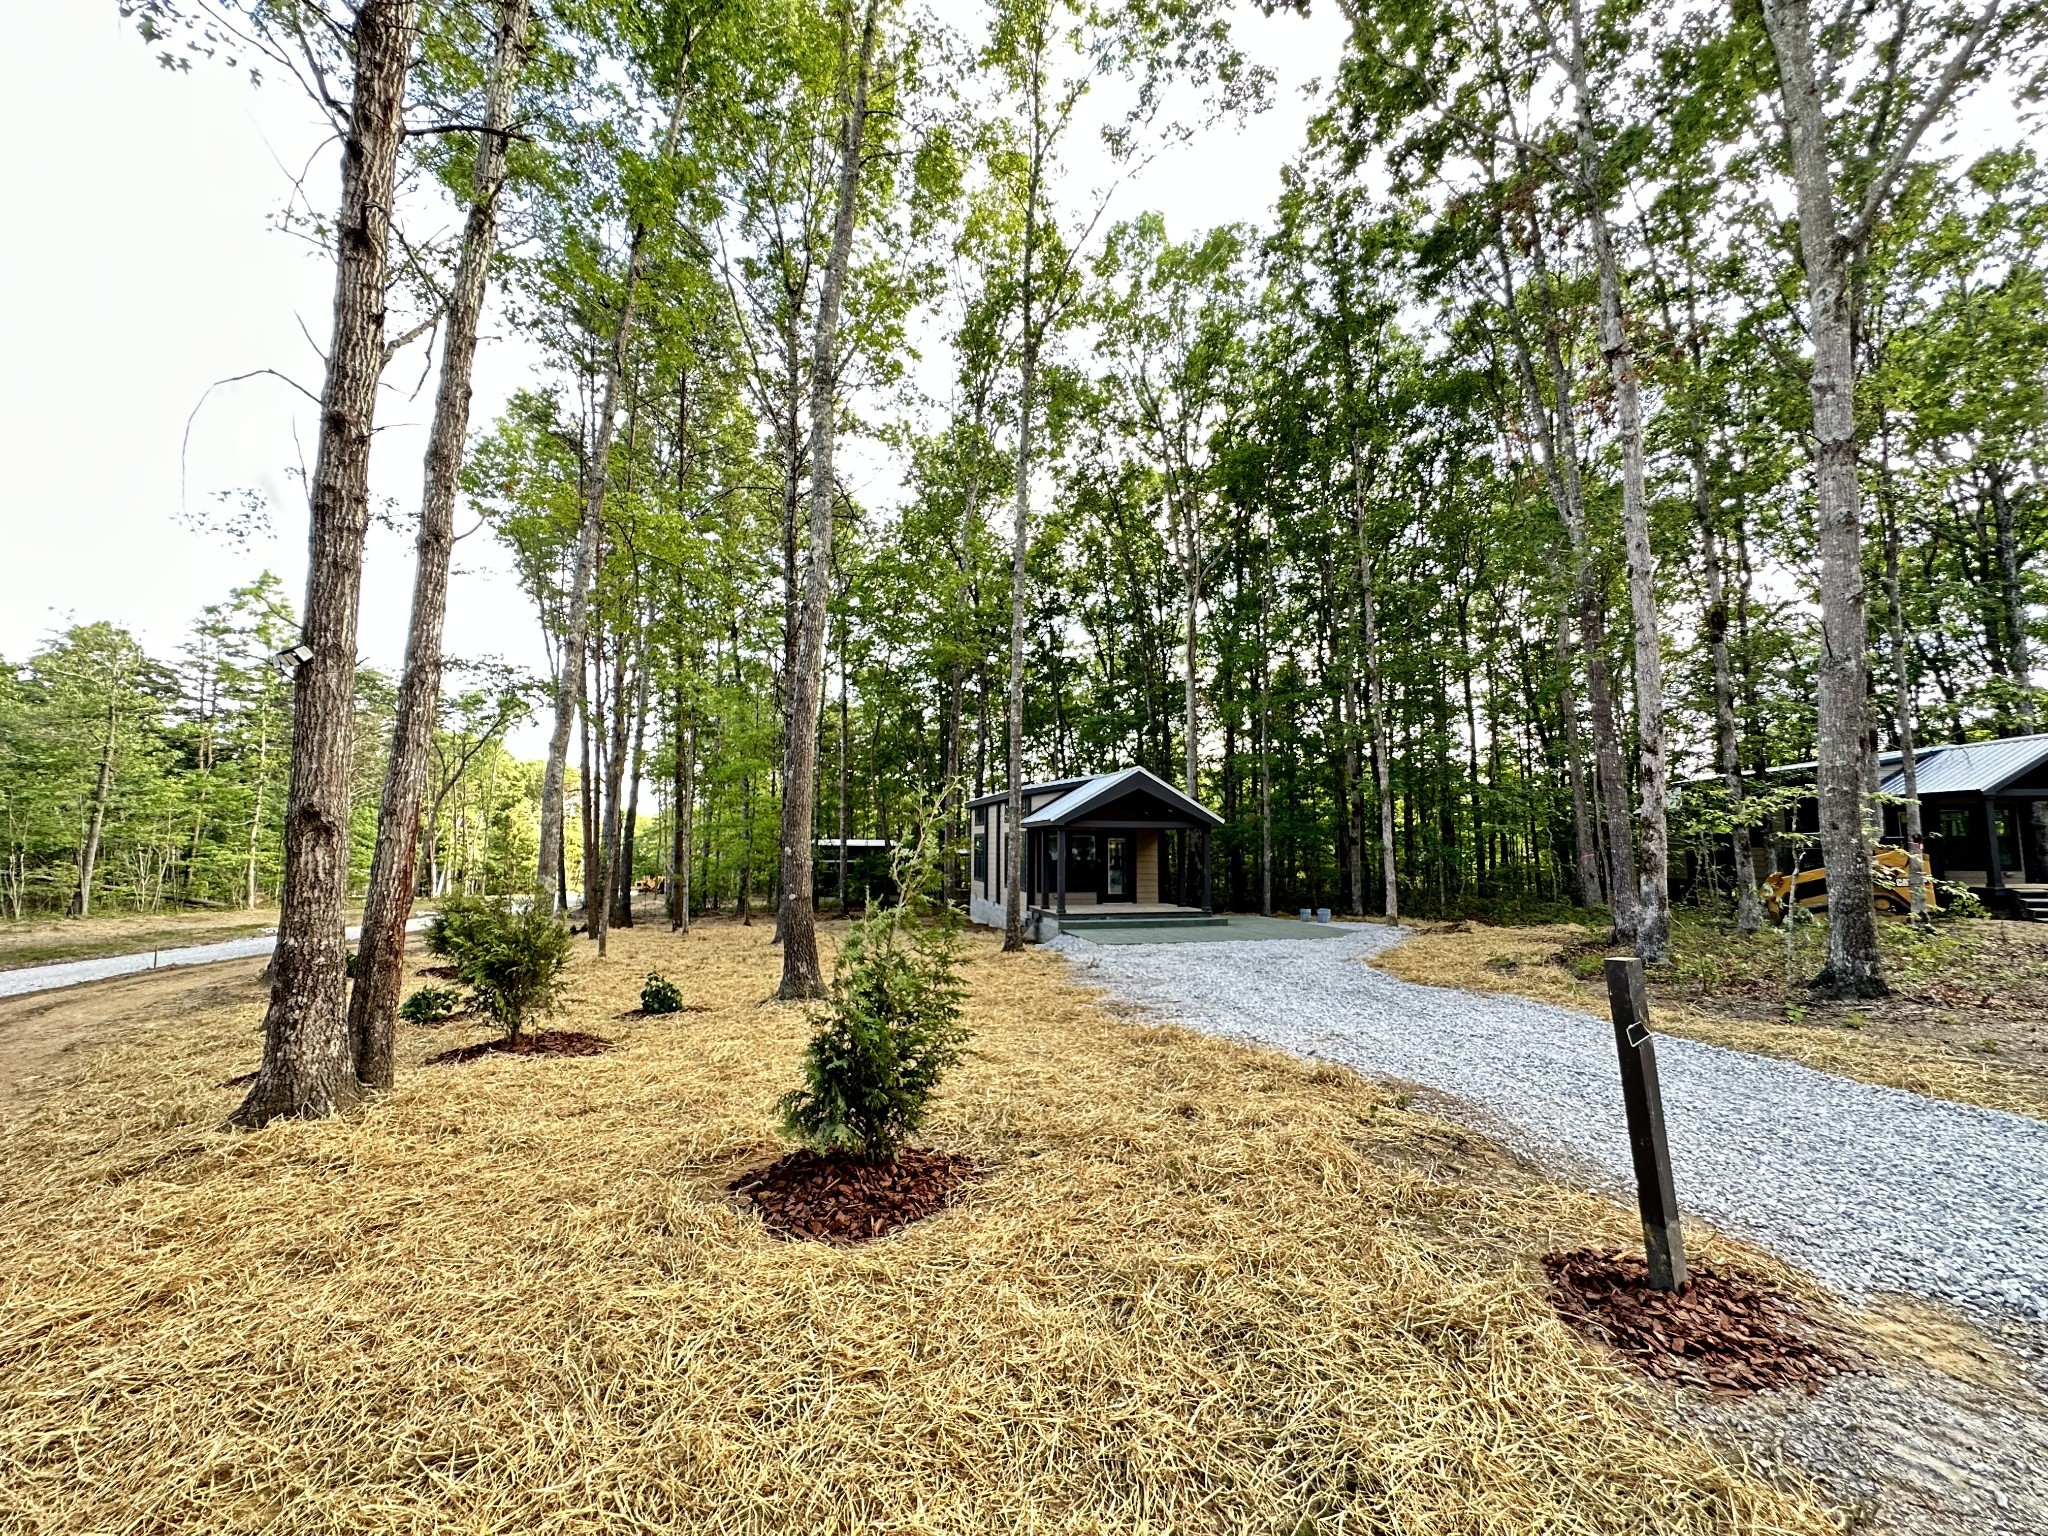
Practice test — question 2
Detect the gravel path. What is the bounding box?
[1052,925,2048,1316]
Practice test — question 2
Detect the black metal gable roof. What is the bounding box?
[1020,766,1222,829]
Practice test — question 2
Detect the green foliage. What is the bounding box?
[640,970,684,1014]
[780,823,969,1160]
[400,985,463,1024]
[437,899,573,1047]
[426,892,497,959]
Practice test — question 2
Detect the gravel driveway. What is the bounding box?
[1052,924,2048,1316]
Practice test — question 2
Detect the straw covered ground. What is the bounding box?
[1374,919,2048,1121]
[0,920,1837,1535]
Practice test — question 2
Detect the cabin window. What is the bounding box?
[973,834,987,883]
[1938,807,1971,842]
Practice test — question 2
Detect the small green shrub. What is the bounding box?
[437,899,572,1048]
[640,971,684,1015]
[400,985,462,1024]
[426,893,496,959]
[780,816,969,1161]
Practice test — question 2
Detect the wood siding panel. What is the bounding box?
[1137,832,1160,905]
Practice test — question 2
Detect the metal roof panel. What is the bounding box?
[1879,735,2048,796]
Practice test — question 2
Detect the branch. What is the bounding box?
[1841,0,2004,252]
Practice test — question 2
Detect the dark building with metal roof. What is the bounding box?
[967,767,1222,939]
[1718,734,2048,919]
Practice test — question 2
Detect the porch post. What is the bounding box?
[1201,827,1213,915]
[1985,795,2008,897]
[1057,827,1068,916]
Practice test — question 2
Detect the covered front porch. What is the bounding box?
[968,766,1223,939]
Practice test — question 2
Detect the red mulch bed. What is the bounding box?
[616,1005,709,1020]
[730,1147,973,1245]
[424,1030,615,1067]
[1544,1249,1850,1393]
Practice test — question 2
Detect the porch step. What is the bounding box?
[1048,909,1225,928]
[2010,889,2048,922]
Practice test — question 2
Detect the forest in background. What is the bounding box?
[26,0,2048,1118]
[0,582,539,919]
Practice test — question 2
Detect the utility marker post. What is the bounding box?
[1604,956,1688,1292]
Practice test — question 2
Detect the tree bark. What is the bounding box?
[778,0,878,999]
[1760,0,1887,995]
[349,0,530,1090]
[1492,226,1635,936]
[1003,68,1044,955]
[72,696,117,919]
[1703,513,1764,932]
[536,85,689,901]
[1881,474,1932,921]
[234,0,417,1127]
[1566,2,1669,959]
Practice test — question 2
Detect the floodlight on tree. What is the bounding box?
[270,642,315,681]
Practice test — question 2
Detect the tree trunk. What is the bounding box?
[1004,81,1044,955]
[1876,434,1933,921]
[72,696,117,919]
[670,667,693,933]
[597,634,631,954]
[234,0,417,1128]
[536,86,689,901]
[1566,7,1669,959]
[1703,514,1764,933]
[349,0,530,1090]
[1493,227,1635,936]
[618,642,648,928]
[1760,0,1886,996]
[778,0,877,1000]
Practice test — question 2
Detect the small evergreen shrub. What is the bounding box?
[641,971,685,1015]
[780,819,969,1161]
[438,899,572,1048]
[400,984,462,1024]
[425,893,496,959]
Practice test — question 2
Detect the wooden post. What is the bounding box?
[1985,795,2008,897]
[1201,827,1213,915]
[1603,957,1688,1291]
[1056,827,1068,916]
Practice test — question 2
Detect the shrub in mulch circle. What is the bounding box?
[733,812,974,1245]
[640,971,685,1015]
[1544,1249,1850,1393]
[424,1030,615,1067]
[730,1147,973,1244]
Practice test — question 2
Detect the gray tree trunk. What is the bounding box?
[350,0,530,1090]
[1760,0,1886,994]
[779,0,878,999]
[234,0,418,1127]
[1566,5,1669,959]
[1003,87,1044,955]
[72,697,117,919]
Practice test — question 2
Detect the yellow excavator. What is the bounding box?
[1761,846,1926,921]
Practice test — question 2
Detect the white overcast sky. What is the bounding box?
[0,2,1348,754]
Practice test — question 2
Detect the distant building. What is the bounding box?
[1710,734,2048,920]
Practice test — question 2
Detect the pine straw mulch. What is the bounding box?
[732,1146,974,1244]
[421,1028,615,1067]
[0,921,1840,1536]
[1545,1249,1852,1393]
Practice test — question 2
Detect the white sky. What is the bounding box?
[0,2,1347,755]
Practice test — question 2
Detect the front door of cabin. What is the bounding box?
[1103,835,1134,901]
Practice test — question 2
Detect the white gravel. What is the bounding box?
[1051,924,2048,1317]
